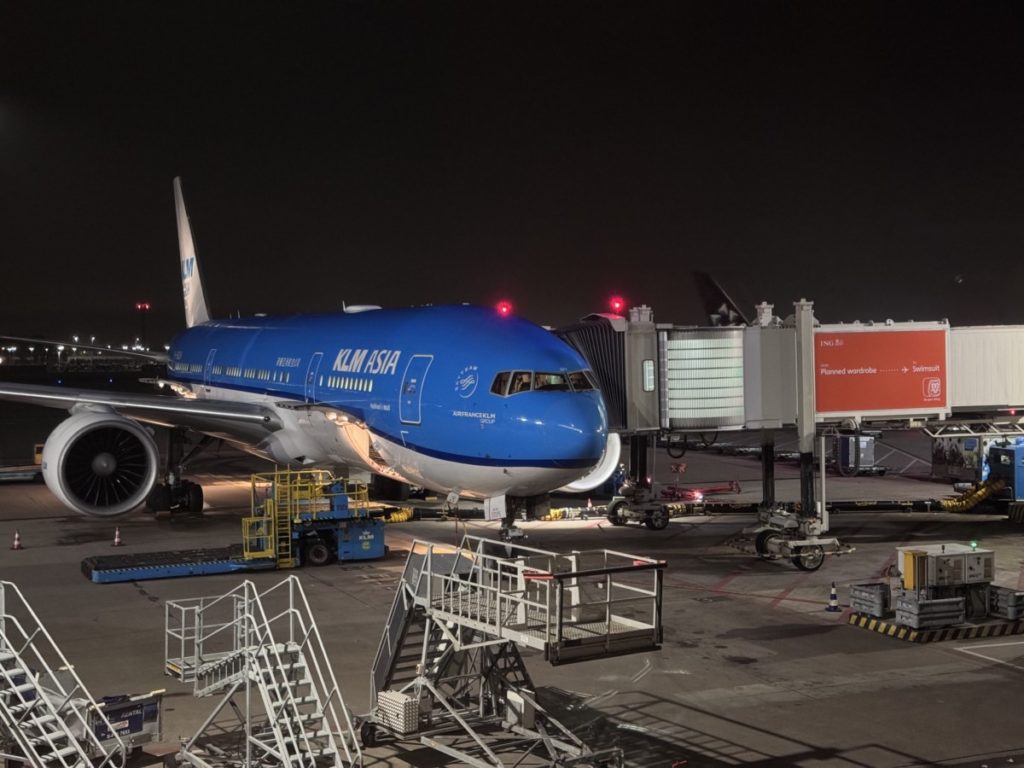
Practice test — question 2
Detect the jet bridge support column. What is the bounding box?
[761,429,775,509]
[751,300,852,570]
[795,299,817,520]
[628,433,650,486]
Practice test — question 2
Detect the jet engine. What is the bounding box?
[42,411,159,517]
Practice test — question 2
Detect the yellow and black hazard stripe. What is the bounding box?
[848,613,1024,643]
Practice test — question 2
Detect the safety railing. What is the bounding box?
[0,581,126,768]
[397,537,665,662]
[165,576,360,766]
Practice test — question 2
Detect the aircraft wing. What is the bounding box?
[0,382,282,443]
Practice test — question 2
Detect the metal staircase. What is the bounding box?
[365,536,666,767]
[0,581,125,768]
[165,576,360,767]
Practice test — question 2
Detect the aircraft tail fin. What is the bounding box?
[174,177,211,327]
[693,271,749,327]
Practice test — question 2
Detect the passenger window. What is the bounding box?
[491,372,511,396]
[534,372,570,391]
[510,371,533,394]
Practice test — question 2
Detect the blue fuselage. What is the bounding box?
[165,305,608,496]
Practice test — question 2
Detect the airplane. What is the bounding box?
[0,178,620,518]
[693,271,750,327]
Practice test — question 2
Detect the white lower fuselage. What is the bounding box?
[194,383,583,499]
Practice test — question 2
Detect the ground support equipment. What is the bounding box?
[746,507,854,571]
[0,581,127,768]
[363,535,666,767]
[164,575,360,768]
[83,470,387,584]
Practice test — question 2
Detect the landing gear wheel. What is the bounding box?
[185,482,204,514]
[755,529,781,558]
[146,484,171,512]
[792,545,825,571]
[607,501,627,526]
[644,508,670,531]
[305,540,332,567]
[359,721,377,748]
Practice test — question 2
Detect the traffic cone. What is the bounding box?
[587,498,593,510]
[825,581,841,612]
[112,527,123,547]
[10,530,22,550]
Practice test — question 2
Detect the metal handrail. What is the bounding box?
[168,576,360,766]
[393,538,665,655]
[0,581,126,768]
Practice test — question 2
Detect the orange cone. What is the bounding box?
[10,530,22,550]
[112,527,123,547]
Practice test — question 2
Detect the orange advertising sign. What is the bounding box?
[815,327,948,416]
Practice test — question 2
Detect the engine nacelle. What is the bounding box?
[42,411,159,517]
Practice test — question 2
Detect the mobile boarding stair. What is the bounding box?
[164,576,360,767]
[364,536,666,767]
[0,581,125,768]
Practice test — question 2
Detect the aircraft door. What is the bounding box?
[399,354,433,425]
[203,349,217,388]
[305,352,323,403]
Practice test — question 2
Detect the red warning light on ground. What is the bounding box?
[495,300,513,317]
[609,295,626,314]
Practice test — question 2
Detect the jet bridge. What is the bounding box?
[559,301,1024,566]
[365,535,665,767]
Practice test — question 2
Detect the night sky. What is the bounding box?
[3,2,1024,344]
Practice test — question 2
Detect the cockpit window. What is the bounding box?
[567,371,595,391]
[491,369,596,396]
[534,372,570,391]
[490,371,511,396]
[509,371,533,394]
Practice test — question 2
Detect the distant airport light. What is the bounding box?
[135,302,151,311]
[496,300,513,317]
[609,295,626,314]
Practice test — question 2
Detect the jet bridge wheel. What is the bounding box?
[644,507,670,530]
[606,500,627,526]
[791,545,825,571]
[754,529,782,558]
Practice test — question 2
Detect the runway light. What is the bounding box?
[496,300,513,317]
[609,295,626,314]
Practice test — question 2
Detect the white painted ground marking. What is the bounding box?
[955,640,1024,672]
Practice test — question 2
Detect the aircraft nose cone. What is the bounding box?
[544,395,607,465]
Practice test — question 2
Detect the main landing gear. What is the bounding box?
[145,429,212,515]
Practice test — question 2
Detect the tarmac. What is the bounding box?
[2,440,1024,766]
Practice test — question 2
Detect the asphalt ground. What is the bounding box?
[1,455,1023,767]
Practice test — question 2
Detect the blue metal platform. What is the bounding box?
[81,546,276,584]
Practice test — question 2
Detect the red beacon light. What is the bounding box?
[495,300,513,317]
[609,295,626,314]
